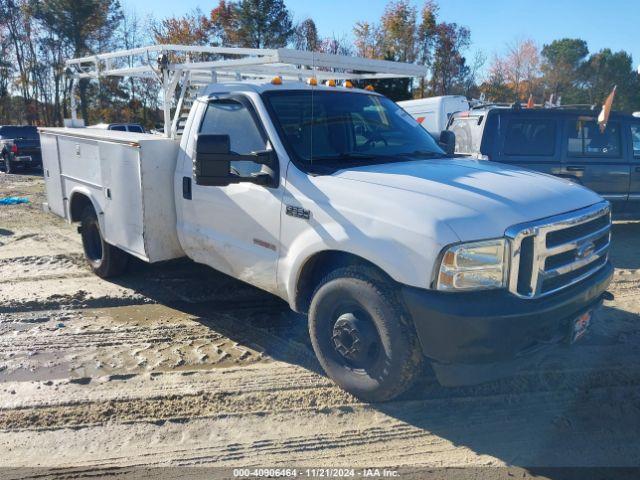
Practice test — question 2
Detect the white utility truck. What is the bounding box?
[41,45,613,401]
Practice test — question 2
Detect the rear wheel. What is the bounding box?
[80,205,128,278]
[308,266,424,402]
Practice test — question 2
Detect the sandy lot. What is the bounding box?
[0,173,639,476]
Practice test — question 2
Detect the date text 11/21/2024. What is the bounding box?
[232,468,400,477]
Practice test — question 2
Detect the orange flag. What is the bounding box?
[526,94,534,109]
[598,86,617,132]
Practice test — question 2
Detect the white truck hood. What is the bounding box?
[334,158,603,241]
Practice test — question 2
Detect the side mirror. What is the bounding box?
[193,134,278,187]
[439,130,456,155]
[193,134,233,186]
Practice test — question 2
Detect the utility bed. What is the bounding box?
[40,128,184,262]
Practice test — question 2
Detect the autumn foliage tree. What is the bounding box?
[430,22,470,95]
[485,38,540,102]
[354,0,472,100]
[152,9,213,46]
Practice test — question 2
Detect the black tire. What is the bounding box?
[80,205,128,278]
[308,266,424,402]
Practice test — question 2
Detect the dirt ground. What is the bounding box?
[0,173,639,477]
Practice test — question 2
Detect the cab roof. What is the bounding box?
[452,106,635,121]
[202,80,381,97]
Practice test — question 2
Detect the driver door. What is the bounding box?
[177,96,284,294]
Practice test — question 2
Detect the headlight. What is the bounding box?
[436,238,509,291]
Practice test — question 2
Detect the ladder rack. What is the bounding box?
[65,44,429,138]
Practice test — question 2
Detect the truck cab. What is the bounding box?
[41,45,614,402]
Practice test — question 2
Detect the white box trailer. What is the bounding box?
[398,95,470,135]
[40,127,184,263]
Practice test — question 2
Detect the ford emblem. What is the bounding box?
[576,241,596,260]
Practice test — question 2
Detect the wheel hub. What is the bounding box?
[332,312,378,366]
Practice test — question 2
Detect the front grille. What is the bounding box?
[506,202,611,299]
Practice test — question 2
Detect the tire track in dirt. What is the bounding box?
[2,338,638,408]
[2,383,639,468]
[2,343,640,432]
[0,304,315,384]
[609,273,640,298]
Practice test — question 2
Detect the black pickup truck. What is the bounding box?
[448,107,640,219]
[0,125,42,174]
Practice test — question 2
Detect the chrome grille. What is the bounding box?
[506,202,611,299]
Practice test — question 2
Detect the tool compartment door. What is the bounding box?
[40,133,65,217]
[99,142,147,260]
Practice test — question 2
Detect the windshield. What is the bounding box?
[263,91,445,167]
[0,126,38,140]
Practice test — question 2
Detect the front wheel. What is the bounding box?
[80,206,128,278]
[308,266,424,402]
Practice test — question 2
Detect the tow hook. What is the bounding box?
[602,291,615,301]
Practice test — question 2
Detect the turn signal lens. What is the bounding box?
[365,85,375,91]
[325,79,336,87]
[271,76,282,85]
[308,77,318,86]
[344,80,354,88]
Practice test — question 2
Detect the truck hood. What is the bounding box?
[334,158,603,240]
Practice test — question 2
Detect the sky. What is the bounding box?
[121,0,640,72]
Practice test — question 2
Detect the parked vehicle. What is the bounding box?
[0,125,42,173]
[447,106,640,219]
[88,123,146,133]
[398,96,469,136]
[41,46,613,401]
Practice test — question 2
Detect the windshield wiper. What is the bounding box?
[310,152,379,162]
[397,150,448,158]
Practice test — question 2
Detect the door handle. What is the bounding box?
[182,177,192,200]
[566,166,585,172]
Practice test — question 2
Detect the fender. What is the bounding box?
[67,187,105,232]
[278,219,449,309]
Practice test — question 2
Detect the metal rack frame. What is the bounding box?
[65,44,428,138]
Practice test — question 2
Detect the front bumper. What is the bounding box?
[401,261,613,365]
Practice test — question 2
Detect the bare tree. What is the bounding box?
[502,38,540,101]
[353,21,380,59]
[292,18,319,52]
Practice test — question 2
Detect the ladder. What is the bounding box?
[65,44,428,139]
